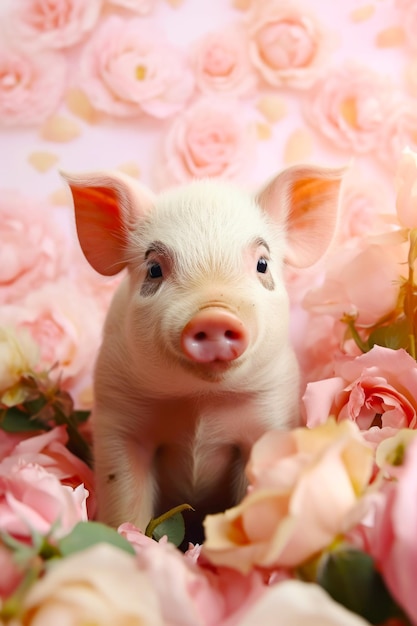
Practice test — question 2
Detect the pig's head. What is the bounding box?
[62,166,344,394]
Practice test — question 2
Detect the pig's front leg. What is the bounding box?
[93,410,156,531]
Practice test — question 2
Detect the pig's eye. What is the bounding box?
[257,257,268,274]
[148,262,163,279]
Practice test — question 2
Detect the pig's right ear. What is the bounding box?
[61,170,155,276]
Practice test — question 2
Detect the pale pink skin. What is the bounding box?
[79,16,195,118]
[155,98,255,188]
[9,0,102,49]
[303,63,396,153]
[0,46,67,126]
[192,26,258,97]
[369,435,417,624]
[62,164,343,535]
[246,0,330,89]
[303,346,417,444]
[0,191,69,304]
[0,426,95,518]
[0,462,88,540]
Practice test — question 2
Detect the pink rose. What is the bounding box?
[0,279,105,404]
[0,45,67,126]
[0,191,69,303]
[376,100,417,172]
[0,462,88,540]
[369,435,417,624]
[203,420,373,573]
[302,242,405,327]
[394,147,417,229]
[192,26,257,97]
[79,16,194,118]
[0,426,95,517]
[0,541,24,599]
[303,63,395,153]
[303,346,417,444]
[155,98,255,188]
[246,0,330,89]
[8,0,102,50]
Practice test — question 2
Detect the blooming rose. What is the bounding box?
[303,346,417,444]
[8,0,102,49]
[0,191,69,303]
[192,26,257,97]
[246,0,330,89]
[236,580,370,626]
[0,327,39,403]
[303,63,395,153]
[0,279,105,404]
[79,16,194,118]
[369,434,417,624]
[203,420,373,573]
[0,462,88,540]
[0,427,95,517]
[302,242,405,327]
[0,45,67,126]
[19,544,163,625]
[155,98,255,188]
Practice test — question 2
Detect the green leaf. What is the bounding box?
[316,547,401,624]
[367,317,410,352]
[58,521,135,557]
[152,512,185,547]
[72,410,91,424]
[0,407,45,433]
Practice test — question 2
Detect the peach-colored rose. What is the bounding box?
[155,98,255,188]
[79,16,195,118]
[396,0,417,52]
[0,192,69,303]
[0,327,39,402]
[106,0,156,13]
[19,544,163,625]
[236,580,370,626]
[303,63,395,153]
[203,420,373,573]
[394,147,417,229]
[8,0,102,50]
[302,242,405,327]
[192,26,257,97]
[302,346,417,444]
[0,279,104,403]
[0,462,88,540]
[0,46,67,126]
[0,427,95,518]
[246,0,330,89]
[377,101,417,172]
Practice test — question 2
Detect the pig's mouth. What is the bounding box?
[181,358,239,382]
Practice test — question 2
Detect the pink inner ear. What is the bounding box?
[71,185,128,276]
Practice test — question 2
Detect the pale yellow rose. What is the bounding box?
[203,420,373,573]
[0,327,39,403]
[20,544,163,626]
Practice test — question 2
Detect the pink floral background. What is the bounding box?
[3,0,417,624]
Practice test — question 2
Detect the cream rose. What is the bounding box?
[203,420,373,573]
[20,544,163,625]
[0,327,39,401]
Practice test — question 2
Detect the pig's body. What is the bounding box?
[64,167,343,539]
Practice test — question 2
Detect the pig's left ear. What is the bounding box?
[61,170,155,276]
[256,164,345,268]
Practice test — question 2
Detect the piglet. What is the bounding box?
[63,166,344,541]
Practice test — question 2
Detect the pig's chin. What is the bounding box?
[181,358,239,382]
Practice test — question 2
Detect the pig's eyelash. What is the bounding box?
[145,240,172,260]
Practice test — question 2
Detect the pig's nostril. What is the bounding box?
[195,331,207,341]
[225,330,240,340]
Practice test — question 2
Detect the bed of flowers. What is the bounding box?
[3,0,417,624]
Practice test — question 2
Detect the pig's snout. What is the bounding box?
[181,309,248,363]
